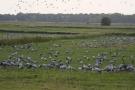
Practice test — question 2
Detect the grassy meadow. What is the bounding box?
[0,22,135,90]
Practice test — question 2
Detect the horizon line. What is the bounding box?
[0,12,135,15]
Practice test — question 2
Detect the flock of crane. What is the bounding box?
[0,36,135,73]
[79,36,135,48]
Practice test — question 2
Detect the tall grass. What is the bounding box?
[0,32,135,46]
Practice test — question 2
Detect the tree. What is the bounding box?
[101,17,111,26]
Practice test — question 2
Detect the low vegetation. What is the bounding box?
[0,22,135,90]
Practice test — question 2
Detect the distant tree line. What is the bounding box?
[0,13,135,23]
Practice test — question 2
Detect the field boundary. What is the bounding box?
[0,29,79,35]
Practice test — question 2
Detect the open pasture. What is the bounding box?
[0,22,135,34]
[0,22,135,90]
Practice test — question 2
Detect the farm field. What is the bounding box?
[0,22,135,90]
[0,22,135,34]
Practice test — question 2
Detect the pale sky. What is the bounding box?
[0,0,135,15]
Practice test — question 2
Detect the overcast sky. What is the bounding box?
[0,0,135,15]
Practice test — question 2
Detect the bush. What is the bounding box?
[101,17,111,26]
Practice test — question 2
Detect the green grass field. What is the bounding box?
[0,22,135,90]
